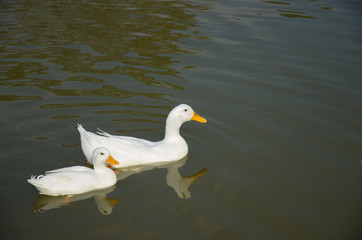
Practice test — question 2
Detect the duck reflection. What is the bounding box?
[166,164,207,199]
[31,185,118,215]
[115,156,207,199]
[31,157,207,214]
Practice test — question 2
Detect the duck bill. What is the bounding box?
[107,198,120,207]
[191,111,207,123]
[189,168,208,184]
[106,156,119,166]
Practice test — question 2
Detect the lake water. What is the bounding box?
[1,0,361,239]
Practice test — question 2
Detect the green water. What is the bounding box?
[1,0,361,239]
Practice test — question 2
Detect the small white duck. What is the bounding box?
[27,147,119,196]
[77,104,207,168]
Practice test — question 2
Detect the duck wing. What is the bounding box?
[46,166,93,174]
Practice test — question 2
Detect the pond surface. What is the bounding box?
[1,0,361,239]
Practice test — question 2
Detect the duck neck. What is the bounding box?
[93,162,108,173]
[164,118,182,141]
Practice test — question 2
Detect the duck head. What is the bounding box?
[166,104,207,125]
[164,104,206,140]
[92,147,119,169]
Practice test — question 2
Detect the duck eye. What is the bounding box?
[101,152,104,155]
[184,109,188,112]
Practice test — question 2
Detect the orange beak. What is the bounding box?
[107,198,120,207]
[191,111,207,123]
[106,155,119,166]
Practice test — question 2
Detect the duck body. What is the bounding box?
[79,128,188,167]
[78,104,207,168]
[28,148,119,196]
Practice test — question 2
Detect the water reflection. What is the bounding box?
[262,1,291,5]
[166,162,207,199]
[262,0,332,19]
[116,157,208,199]
[277,9,316,19]
[1,0,210,102]
[41,102,171,134]
[30,157,207,214]
[31,185,118,215]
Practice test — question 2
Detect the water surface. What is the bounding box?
[1,0,361,239]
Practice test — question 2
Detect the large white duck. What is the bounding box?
[27,147,119,196]
[78,104,207,168]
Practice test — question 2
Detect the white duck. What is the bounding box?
[27,147,119,196]
[78,104,207,168]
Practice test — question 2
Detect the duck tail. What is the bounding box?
[27,175,45,187]
[77,124,98,163]
[77,123,86,133]
[96,128,111,137]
